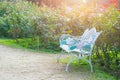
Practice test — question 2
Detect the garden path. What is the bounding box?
[0,45,90,80]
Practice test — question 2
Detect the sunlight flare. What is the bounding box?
[83,0,87,3]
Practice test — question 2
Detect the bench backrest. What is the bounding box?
[77,30,102,55]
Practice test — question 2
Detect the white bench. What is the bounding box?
[58,28,102,72]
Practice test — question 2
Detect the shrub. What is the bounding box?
[0,1,66,49]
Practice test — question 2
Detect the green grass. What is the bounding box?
[0,38,22,48]
[0,38,37,53]
[0,38,59,54]
[60,57,118,80]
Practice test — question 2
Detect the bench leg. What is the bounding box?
[88,55,93,72]
[65,57,79,72]
[89,62,93,72]
[78,55,93,72]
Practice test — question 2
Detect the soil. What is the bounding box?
[0,45,90,80]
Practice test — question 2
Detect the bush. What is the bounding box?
[0,1,66,49]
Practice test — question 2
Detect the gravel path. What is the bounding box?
[0,45,90,80]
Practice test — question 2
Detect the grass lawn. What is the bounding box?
[60,57,118,80]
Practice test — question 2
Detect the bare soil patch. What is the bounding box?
[0,45,90,80]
